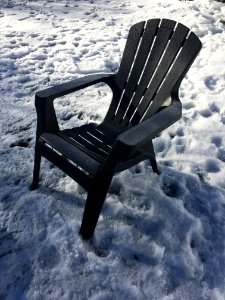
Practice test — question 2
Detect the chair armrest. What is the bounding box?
[100,99,181,174]
[34,73,115,136]
[116,99,182,150]
[35,73,115,101]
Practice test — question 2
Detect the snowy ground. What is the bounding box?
[1,0,225,299]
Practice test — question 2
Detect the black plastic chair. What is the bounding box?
[31,19,202,239]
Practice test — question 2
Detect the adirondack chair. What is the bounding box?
[31,19,202,239]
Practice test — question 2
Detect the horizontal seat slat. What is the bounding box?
[40,133,101,175]
[38,141,92,190]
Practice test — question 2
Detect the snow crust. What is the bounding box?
[1,0,225,299]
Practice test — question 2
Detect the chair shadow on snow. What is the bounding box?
[1,161,225,296]
[34,161,225,291]
[0,228,32,299]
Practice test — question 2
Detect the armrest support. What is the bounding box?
[35,73,115,137]
[116,99,182,150]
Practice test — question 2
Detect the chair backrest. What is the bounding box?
[105,19,202,129]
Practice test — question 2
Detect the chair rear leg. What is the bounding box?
[150,157,159,174]
[79,174,112,240]
[30,147,41,190]
[143,140,160,175]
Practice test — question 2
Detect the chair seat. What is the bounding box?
[60,123,151,173]
[39,123,119,176]
[40,132,100,176]
[60,123,116,163]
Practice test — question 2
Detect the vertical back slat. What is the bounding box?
[115,21,145,89]
[114,19,160,124]
[130,22,190,125]
[142,32,202,120]
[121,19,176,126]
[105,21,145,122]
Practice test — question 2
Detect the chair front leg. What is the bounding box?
[30,144,42,190]
[79,172,113,240]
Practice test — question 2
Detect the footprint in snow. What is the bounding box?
[217,148,225,162]
[211,136,222,148]
[199,102,220,118]
[204,158,220,173]
[204,75,218,91]
[210,102,220,113]
[37,244,60,269]
[221,115,225,125]
[176,127,184,137]
[199,108,212,118]
[183,102,195,110]
[10,138,32,148]
[161,175,186,198]
[5,32,17,38]
[175,137,186,154]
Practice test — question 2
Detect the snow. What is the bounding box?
[1,0,225,299]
